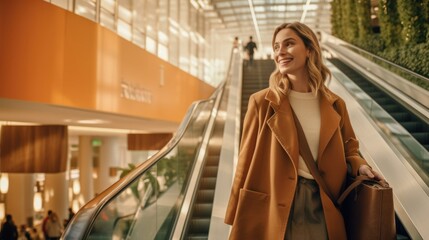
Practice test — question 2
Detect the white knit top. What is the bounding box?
[289,90,321,179]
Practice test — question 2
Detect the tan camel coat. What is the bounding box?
[225,88,368,240]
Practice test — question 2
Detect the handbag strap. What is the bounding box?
[291,110,338,206]
[292,110,390,207]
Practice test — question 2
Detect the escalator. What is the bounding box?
[62,50,242,240]
[241,60,275,128]
[182,99,224,239]
[182,59,275,239]
[329,58,429,152]
[327,56,429,184]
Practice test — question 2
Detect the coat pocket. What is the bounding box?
[229,189,270,240]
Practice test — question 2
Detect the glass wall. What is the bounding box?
[44,0,230,86]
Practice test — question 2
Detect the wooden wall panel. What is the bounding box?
[127,133,173,150]
[0,125,68,173]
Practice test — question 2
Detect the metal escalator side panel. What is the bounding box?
[62,99,217,240]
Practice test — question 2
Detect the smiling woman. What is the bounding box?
[269,22,331,99]
[225,22,384,240]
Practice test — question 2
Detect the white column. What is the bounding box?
[5,174,34,227]
[44,172,68,224]
[78,136,94,203]
[94,137,122,194]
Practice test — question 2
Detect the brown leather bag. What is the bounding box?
[292,110,396,240]
[338,176,396,240]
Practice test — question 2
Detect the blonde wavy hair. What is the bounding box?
[269,22,332,100]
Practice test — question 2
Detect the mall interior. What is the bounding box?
[0,0,428,239]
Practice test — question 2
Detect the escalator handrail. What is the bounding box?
[171,48,239,239]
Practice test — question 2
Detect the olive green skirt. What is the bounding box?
[285,176,328,240]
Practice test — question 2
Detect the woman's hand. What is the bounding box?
[358,165,384,181]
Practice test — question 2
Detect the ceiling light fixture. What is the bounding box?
[190,0,199,10]
[300,0,312,23]
[76,119,109,124]
[247,0,263,51]
[0,174,9,194]
[0,203,5,220]
[69,126,131,134]
[33,192,43,212]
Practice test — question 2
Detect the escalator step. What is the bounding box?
[188,218,210,234]
[200,177,216,189]
[196,189,215,203]
[203,166,218,177]
[242,89,262,94]
[366,91,384,98]
[411,132,429,144]
[206,156,219,166]
[192,203,213,218]
[208,145,222,154]
[374,97,394,105]
[402,121,423,132]
[383,104,402,113]
[390,112,411,122]
[186,235,208,240]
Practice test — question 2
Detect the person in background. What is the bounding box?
[224,22,383,239]
[29,227,41,240]
[17,225,30,240]
[42,210,52,239]
[64,207,75,227]
[244,36,257,66]
[232,36,240,53]
[67,208,75,222]
[1,214,18,240]
[233,36,239,48]
[45,212,62,240]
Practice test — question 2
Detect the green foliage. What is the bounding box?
[117,163,140,200]
[331,0,429,90]
[342,0,359,42]
[157,156,177,187]
[398,0,427,44]
[379,43,429,89]
[356,0,372,40]
[378,0,401,46]
[116,153,186,203]
[118,163,137,178]
[331,0,344,38]
[354,34,385,54]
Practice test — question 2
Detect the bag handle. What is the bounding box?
[337,175,390,205]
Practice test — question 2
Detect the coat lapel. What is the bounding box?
[265,90,299,168]
[318,94,340,162]
[265,89,340,168]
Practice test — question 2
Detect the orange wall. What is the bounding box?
[0,0,215,123]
